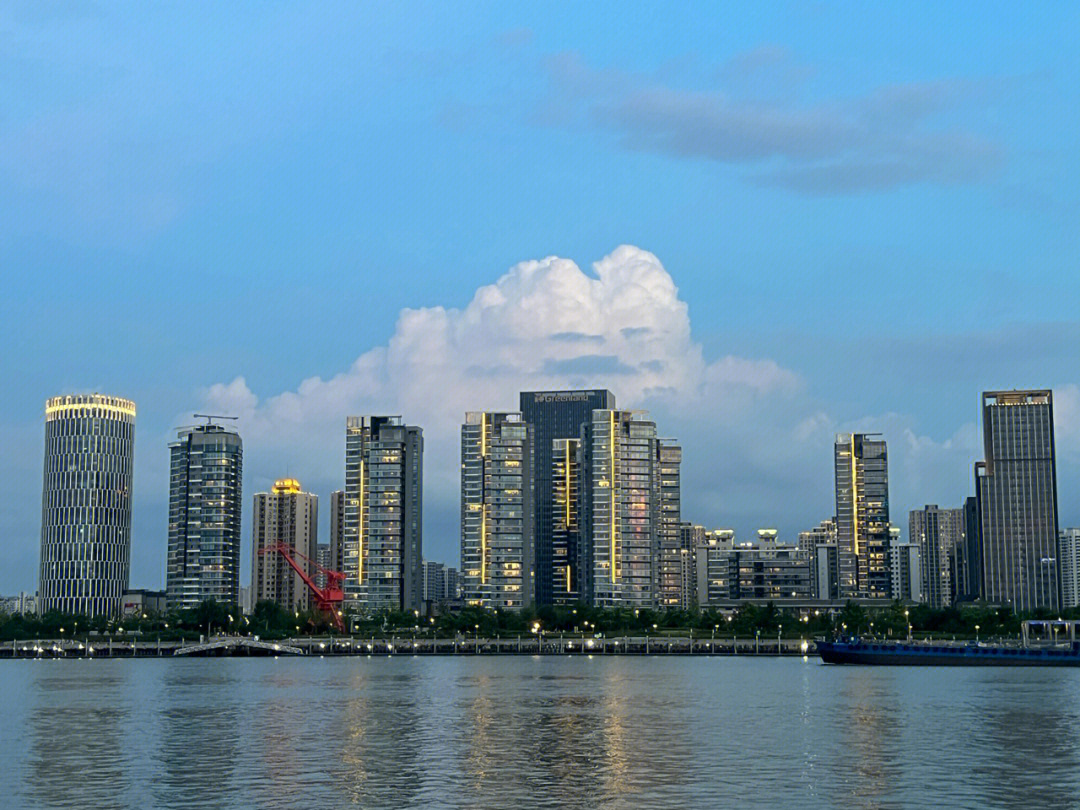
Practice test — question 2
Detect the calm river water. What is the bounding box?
[2,655,1079,809]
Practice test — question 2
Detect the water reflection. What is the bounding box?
[977,672,1080,810]
[152,662,239,810]
[23,662,130,809]
[5,657,1080,809]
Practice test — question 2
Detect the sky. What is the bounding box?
[2,1,1079,593]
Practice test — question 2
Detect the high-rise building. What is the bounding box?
[328,490,344,577]
[656,441,683,608]
[166,423,243,610]
[520,390,616,605]
[957,496,982,602]
[39,394,135,616]
[889,543,922,603]
[445,566,460,601]
[678,522,706,608]
[834,433,891,599]
[976,390,1060,612]
[909,505,964,608]
[252,479,318,613]
[343,416,423,611]
[315,543,331,590]
[580,409,659,608]
[460,411,534,610]
[1060,529,1080,609]
[551,438,580,604]
[798,518,838,600]
[422,559,448,603]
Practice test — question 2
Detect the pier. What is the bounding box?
[0,634,813,658]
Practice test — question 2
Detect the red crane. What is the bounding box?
[258,543,346,632]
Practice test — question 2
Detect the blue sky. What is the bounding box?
[3,1,1078,592]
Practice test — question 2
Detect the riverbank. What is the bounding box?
[0,634,813,658]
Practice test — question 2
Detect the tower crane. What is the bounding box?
[257,543,346,632]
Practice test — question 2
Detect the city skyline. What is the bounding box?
[20,382,1078,607]
[4,4,1080,593]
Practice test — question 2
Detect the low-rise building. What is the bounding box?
[697,530,812,606]
[121,589,167,616]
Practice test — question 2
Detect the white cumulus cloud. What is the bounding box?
[200,245,803,558]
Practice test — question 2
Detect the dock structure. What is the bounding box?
[0,635,812,658]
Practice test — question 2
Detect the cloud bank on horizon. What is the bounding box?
[197,245,1074,562]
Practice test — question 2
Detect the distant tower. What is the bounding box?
[656,441,683,608]
[909,505,964,608]
[252,479,318,612]
[329,490,345,576]
[460,412,534,610]
[166,422,243,609]
[834,433,891,599]
[343,416,423,611]
[976,390,1060,611]
[1060,529,1080,609]
[39,394,135,616]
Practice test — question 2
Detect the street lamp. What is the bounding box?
[904,609,911,641]
[975,624,980,644]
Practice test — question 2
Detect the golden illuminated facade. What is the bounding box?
[460,412,534,610]
[834,433,890,599]
[39,394,135,616]
[252,479,318,612]
[343,416,423,611]
[551,438,580,604]
[580,410,658,608]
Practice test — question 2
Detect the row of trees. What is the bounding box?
[4,599,1080,641]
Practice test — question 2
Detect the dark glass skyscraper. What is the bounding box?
[39,394,135,616]
[976,390,1060,612]
[166,423,243,610]
[520,389,616,605]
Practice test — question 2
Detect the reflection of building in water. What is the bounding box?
[153,668,241,807]
[26,666,128,807]
[981,693,1078,808]
[337,672,423,807]
[829,678,903,809]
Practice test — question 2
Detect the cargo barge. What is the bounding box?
[817,620,1080,666]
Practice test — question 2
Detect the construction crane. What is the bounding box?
[193,413,239,426]
[258,543,346,632]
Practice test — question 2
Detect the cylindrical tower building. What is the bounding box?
[39,394,136,616]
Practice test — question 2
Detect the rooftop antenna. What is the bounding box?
[193,413,239,426]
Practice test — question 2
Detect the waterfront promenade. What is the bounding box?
[0,633,812,658]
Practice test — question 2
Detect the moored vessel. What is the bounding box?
[816,620,1080,666]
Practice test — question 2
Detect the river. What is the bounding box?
[2,655,1078,809]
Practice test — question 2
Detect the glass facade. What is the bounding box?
[460,412,534,610]
[909,505,963,608]
[551,438,580,604]
[656,442,683,607]
[39,394,135,616]
[343,416,423,611]
[834,433,891,599]
[519,390,616,605]
[580,410,658,608]
[976,390,1060,612]
[166,424,243,610]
